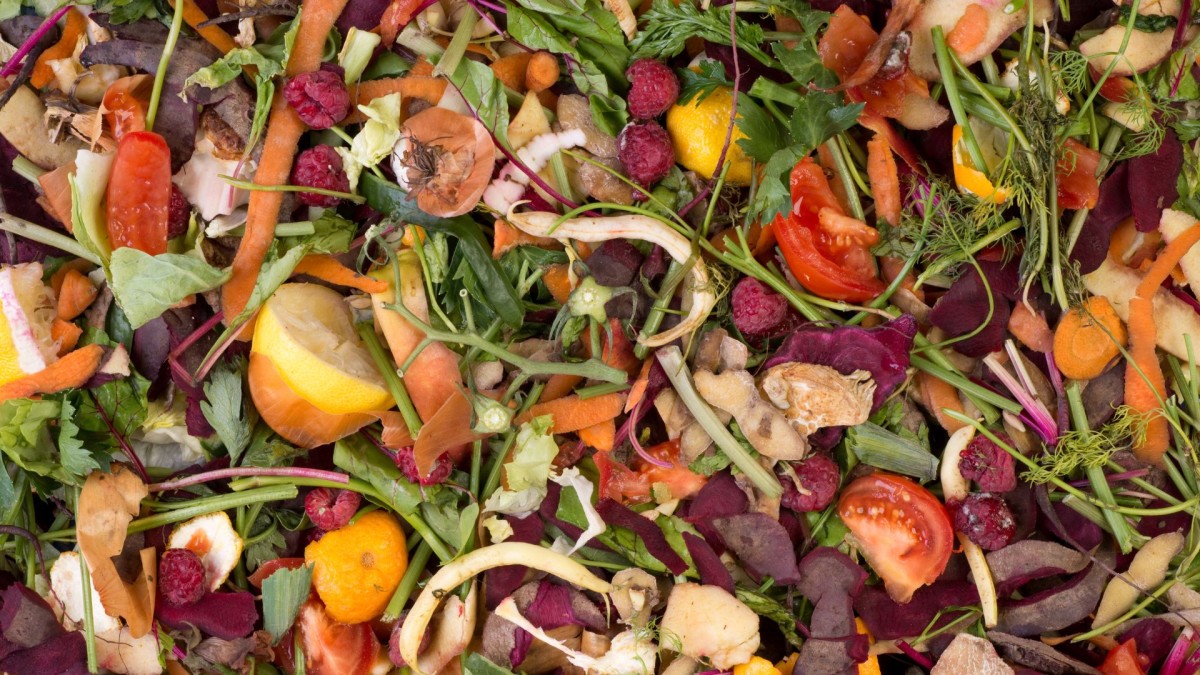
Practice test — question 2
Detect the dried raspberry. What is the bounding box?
[959,433,1017,493]
[618,121,675,187]
[731,277,801,340]
[625,59,680,120]
[158,548,207,607]
[304,488,361,531]
[395,446,453,486]
[953,493,1016,551]
[780,453,840,512]
[167,184,190,239]
[283,65,350,130]
[290,145,350,207]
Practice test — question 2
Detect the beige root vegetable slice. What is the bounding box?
[694,369,808,460]
[1092,531,1185,629]
[398,542,612,672]
[941,426,999,628]
[77,464,156,638]
[505,209,716,347]
[393,107,496,218]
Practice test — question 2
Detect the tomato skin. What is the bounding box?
[101,75,151,140]
[248,557,306,588]
[1056,138,1101,211]
[596,440,707,503]
[775,216,885,303]
[293,599,379,675]
[106,130,171,255]
[1099,639,1147,675]
[837,473,954,603]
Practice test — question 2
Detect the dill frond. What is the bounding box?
[1049,49,1091,97]
[1113,79,1174,161]
[1023,405,1148,484]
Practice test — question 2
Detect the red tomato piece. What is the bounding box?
[596,449,650,503]
[106,130,171,255]
[295,599,380,675]
[248,557,306,588]
[101,75,151,141]
[596,440,707,503]
[1057,138,1102,211]
[775,216,885,303]
[1099,639,1148,675]
[837,473,954,603]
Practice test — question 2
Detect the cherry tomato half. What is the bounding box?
[287,599,380,675]
[106,130,171,255]
[837,473,954,603]
[1057,138,1102,211]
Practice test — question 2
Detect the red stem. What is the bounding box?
[149,467,350,492]
[0,5,70,78]
[88,390,150,484]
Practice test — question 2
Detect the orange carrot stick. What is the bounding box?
[344,77,448,124]
[525,51,560,93]
[31,9,87,89]
[1052,297,1125,380]
[514,392,626,434]
[292,255,388,294]
[412,391,485,476]
[917,371,966,432]
[0,344,103,402]
[222,0,351,335]
[540,374,583,403]
[168,0,238,55]
[51,318,82,356]
[543,263,575,305]
[491,52,534,92]
[1126,224,1200,464]
[493,218,558,259]
[578,418,616,452]
[867,133,901,227]
[1008,301,1054,354]
[55,268,98,321]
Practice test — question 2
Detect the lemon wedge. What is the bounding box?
[0,263,59,388]
[251,283,393,415]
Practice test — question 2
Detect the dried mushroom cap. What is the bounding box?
[759,363,876,436]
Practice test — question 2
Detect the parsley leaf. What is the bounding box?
[678,60,732,106]
[243,511,288,571]
[58,397,101,480]
[201,358,253,464]
[631,0,772,66]
[736,97,787,163]
[790,93,864,154]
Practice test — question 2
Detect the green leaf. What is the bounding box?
[333,434,424,515]
[183,48,283,92]
[0,465,16,515]
[58,397,100,481]
[589,93,629,139]
[201,358,253,464]
[736,588,803,647]
[773,41,829,87]
[0,399,59,478]
[108,248,231,329]
[746,145,806,225]
[789,93,863,154]
[506,417,559,491]
[242,425,307,468]
[688,450,733,476]
[631,0,771,66]
[447,58,511,148]
[505,3,576,54]
[0,0,20,21]
[262,563,313,643]
[244,511,288,571]
[278,212,357,256]
[735,97,787,163]
[74,374,150,452]
[678,60,731,106]
[463,653,519,675]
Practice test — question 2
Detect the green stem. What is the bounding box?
[0,214,102,266]
[357,322,423,438]
[382,539,432,621]
[11,156,44,183]
[634,261,685,359]
[433,10,478,78]
[932,26,988,172]
[79,551,98,674]
[219,176,365,203]
[824,138,865,221]
[146,0,187,132]
[1072,383,1135,553]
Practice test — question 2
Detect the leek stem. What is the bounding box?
[147,0,188,131]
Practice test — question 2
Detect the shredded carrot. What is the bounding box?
[515,392,626,434]
[578,418,616,452]
[55,268,98,321]
[292,255,388,294]
[345,77,448,124]
[37,161,74,228]
[0,344,103,402]
[624,358,653,413]
[1126,224,1200,464]
[541,374,583,403]
[1051,297,1125,380]
[493,218,559,259]
[49,259,92,296]
[491,52,534,93]
[410,58,435,78]
[30,9,87,89]
[168,0,238,55]
[1009,301,1054,354]
[867,133,901,226]
[525,51,560,93]
[946,3,990,56]
[51,318,81,356]
[377,410,415,448]
[543,263,575,305]
[916,371,966,432]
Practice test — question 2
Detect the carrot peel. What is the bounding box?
[292,255,388,294]
[0,344,103,402]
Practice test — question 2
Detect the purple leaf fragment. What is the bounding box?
[855,581,980,640]
[1071,162,1130,274]
[0,630,87,675]
[596,499,688,575]
[995,543,1114,637]
[156,590,258,640]
[1129,126,1182,233]
[712,513,800,585]
[682,471,748,553]
[794,548,869,675]
[928,265,1010,358]
[0,583,64,659]
[682,532,733,593]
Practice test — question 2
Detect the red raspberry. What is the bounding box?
[395,446,453,486]
[618,121,674,187]
[388,611,432,666]
[167,184,190,239]
[625,59,680,119]
[158,548,207,607]
[304,488,361,531]
[290,145,350,207]
[731,277,802,340]
[780,453,840,512]
[953,493,1016,551]
[959,433,1017,493]
[283,65,350,130]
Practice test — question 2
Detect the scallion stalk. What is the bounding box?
[846,422,939,482]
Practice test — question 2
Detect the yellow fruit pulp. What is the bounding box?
[666,86,754,186]
[0,263,57,388]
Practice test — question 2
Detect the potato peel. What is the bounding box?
[77,465,155,638]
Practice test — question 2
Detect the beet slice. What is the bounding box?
[794,548,869,674]
[995,544,1114,637]
[1071,162,1130,274]
[485,514,545,610]
[1129,126,1183,232]
[987,631,1101,675]
[156,590,259,640]
[682,532,733,592]
[596,499,688,575]
[855,581,979,640]
[928,265,1011,357]
[713,513,801,585]
[0,583,64,658]
[985,540,1090,596]
[1117,618,1174,669]
[0,630,87,675]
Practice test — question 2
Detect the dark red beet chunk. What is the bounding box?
[156,590,259,640]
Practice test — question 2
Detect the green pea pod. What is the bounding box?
[360,174,525,328]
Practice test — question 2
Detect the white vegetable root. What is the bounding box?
[1092,531,1185,629]
[483,129,587,213]
[941,426,1000,628]
[505,210,716,347]
[398,542,612,672]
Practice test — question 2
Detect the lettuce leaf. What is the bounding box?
[107,248,230,328]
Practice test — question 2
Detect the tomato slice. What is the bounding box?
[101,75,151,141]
[106,130,171,255]
[1056,138,1101,211]
[596,449,649,502]
[1099,639,1148,675]
[295,599,380,675]
[248,557,306,588]
[596,440,707,503]
[837,473,954,603]
[775,217,885,303]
